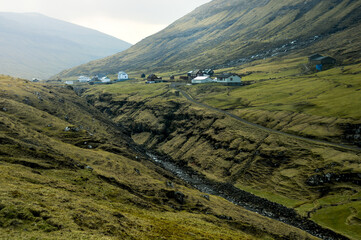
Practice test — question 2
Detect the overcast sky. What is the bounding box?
[0,0,211,44]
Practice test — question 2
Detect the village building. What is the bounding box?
[147,74,162,81]
[65,81,73,85]
[203,69,214,76]
[188,69,203,79]
[78,76,91,83]
[118,71,129,80]
[308,54,336,71]
[308,54,323,61]
[191,76,213,84]
[214,73,242,86]
[100,76,111,83]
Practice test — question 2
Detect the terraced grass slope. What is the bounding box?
[56,0,361,78]
[84,76,361,239]
[183,60,361,146]
[1,75,316,239]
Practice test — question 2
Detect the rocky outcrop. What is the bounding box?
[340,123,361,147]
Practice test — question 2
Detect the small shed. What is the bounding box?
[191,76,213,84]
[308,54,336,71]
[310,56,336,65]
[308,54,323,61]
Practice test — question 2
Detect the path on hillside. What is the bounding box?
[171,83,361,153]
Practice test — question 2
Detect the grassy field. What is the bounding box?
[2,75,318,239]
[83,62,361,239]
[181,60,361,143]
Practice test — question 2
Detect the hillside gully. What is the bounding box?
[85,92,352,240]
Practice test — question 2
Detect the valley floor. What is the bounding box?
[82,60,361,239]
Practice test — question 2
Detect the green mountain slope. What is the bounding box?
[0,13,131,79]
[1,75,320,239]
[83,72,361,239]
[57,0,361,78]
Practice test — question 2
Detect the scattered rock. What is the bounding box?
[134,168,140,175]
[215,215,233,220]
[202,195,210,201]
[306,172,361,186]
[166,191,186,204]
[85,166,93,171]
[166,181,174,188]
[64,126,79,132]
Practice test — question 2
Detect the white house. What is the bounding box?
[101,76,111,83]
[65,81,73,85]
[118,71,129,80]
[78,76,91,83]
[191,76,213,84]
[214,73,242,86]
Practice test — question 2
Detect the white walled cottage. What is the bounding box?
[215,73,242,86]
[118,71,129,80]
[78,76,91,83]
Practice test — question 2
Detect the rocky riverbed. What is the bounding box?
[141,151,348,240]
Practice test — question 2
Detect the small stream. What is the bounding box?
[145,152,349,240]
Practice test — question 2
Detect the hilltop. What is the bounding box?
[56,0,361,78]
[0,12,131,79]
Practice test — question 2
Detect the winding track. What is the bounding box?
[171,83,361,153]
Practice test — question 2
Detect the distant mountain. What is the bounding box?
[0,12,131,79]
[57,0,361,78]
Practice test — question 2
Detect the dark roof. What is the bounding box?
[313,56,335,61]
[217,73,240,78]
[309,53,323,60]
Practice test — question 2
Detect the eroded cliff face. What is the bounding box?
[85,91,361,202]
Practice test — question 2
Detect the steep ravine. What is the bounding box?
[85,90,361,239]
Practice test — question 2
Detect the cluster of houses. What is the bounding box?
[187,69,242,86]
[64,71,129,85]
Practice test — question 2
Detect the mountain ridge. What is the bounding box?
[56,0,361,78]
[0,12,131,79]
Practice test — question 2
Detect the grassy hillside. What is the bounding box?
[84,71,361,239]
[0,13,131,79]
[0,75,317,239]
[56,0,361,78]
[182,59,361,145]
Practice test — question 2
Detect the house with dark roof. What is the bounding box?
[215,73,242,86]
[308,54,336,71]
[147,74,162,81]
[308,54,323,61]
[187,69,203,79]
